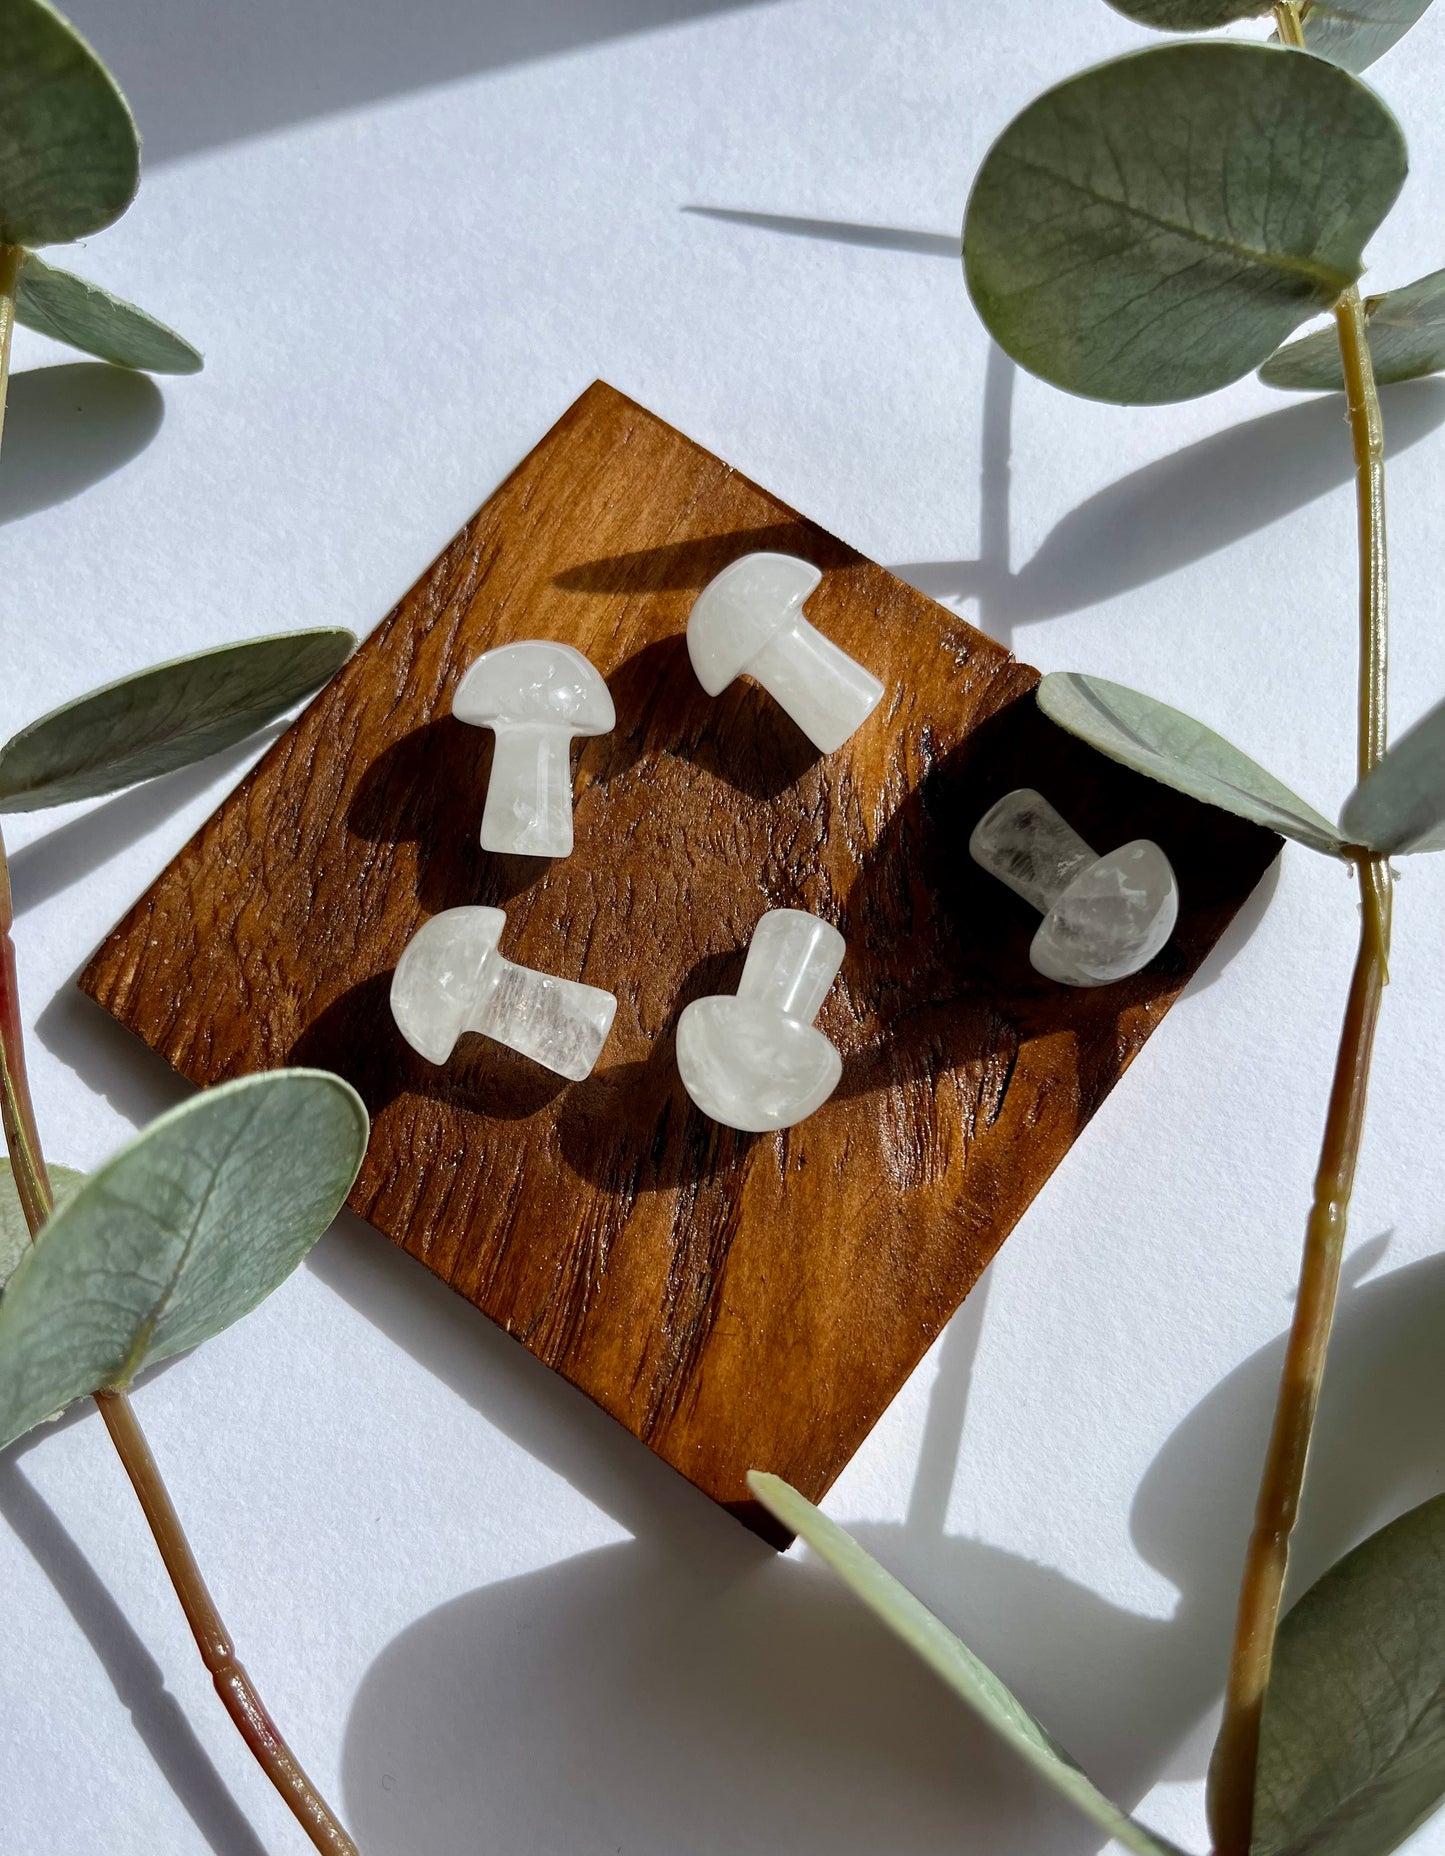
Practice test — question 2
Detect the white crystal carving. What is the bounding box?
[969,787,1178,987]
[676,908,845,1132]
[686,553,884,754]
[390,905,616,1080]
[453,641,615,857]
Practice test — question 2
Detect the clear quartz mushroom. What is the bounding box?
[390,905,616,1080]
[453,641,615,857]
[969,788,1178,987]
[675,908,845,1132]
[686,553,884,754]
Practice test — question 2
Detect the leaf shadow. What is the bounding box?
[0,363,164,525]
[63,0,786,167]
[684,207,1445,648]
[7,725,285,918]
[899,381,1445,641]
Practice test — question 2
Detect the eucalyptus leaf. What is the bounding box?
[0,1071,367,1449]
[1037,672,1346,854]
[1107,0,1269,24]
[0,1160,83,1295]
[0,0,139,247]
[0,628,356,812]
[1338,691,1445,851]
[1261,267,1445,391]
[962,43,1407,404]
[16,253,202,373]
[1252,1494,1445,1856]
[1286,0,1437,73]
[748,1474,1186,1856]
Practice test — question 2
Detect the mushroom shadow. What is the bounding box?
[0,363,163,525]
[553,946,760,1193]
[345,716,549,913]
[287,970,570,1123]
[553,519,847,595]
[830,685,1275,1112]
[596,633,823,805]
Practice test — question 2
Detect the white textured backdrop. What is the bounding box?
[4,2,1445,1851]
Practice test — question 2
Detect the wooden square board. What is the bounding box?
[80,382,1277,1542]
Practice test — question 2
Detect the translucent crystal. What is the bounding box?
[452,641,615,857]
[676,908,844,1132]
[969,788,1178,988]
[1031,842,1179,986]
[687,553,884,754]
[969,788,1097,914]
[390,905,616,1079]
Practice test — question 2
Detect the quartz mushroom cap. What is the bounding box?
[453,640,615,857]
[686,552,883,754]
[390,904,616,1080]
[968,788,1178,987]
[675,909,845,1132]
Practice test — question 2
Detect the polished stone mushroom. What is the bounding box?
[453,640,614,857]
[969,787,1178,987]
[390,905,616,1080]
[675,907,845,1132]
[686,553,883,754]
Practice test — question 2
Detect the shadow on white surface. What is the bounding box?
[0,364,163,527]
[897,380,1445,641]
[60,0,784,167]
[684,211,1445,649]
[319,1225,1445,1855]
[0,1387,263,1856]
[37,986,194,1132]
[684,205,959,258]
[9,727,284,919]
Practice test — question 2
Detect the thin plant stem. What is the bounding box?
[1274,0,1307,44]
[0,264,360,1848]
[0,827,53,1232]
[1208,26,1394,1841]
[94,1388,362,1856]
[0,832,361,1855]
[0,243,21,453]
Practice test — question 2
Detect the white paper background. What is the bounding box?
[4,2,1445,1851]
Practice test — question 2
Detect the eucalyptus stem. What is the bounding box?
[1274,0,1307,46]
[0,677,357,1845]
[0,829,52,1233]
[1208,41,1393,1839]
[0,243,20,452]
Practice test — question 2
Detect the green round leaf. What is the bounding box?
[1286,0,1437,73]
[0,1160,84,1295]
[1253,1494,1445,1856]
[1261,267,1445,390]
[0,0,139,247]
[1107,0,1270,25]
[0,627,356,812]
[0,1071,368,1448]
[15,253,202,373]
[1339,691,1445,852]
[962,43,1407,404]
[747,1474,1186,1856]
[1037,672,1345,854]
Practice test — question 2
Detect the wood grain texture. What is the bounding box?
[80,382,1279,1543]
